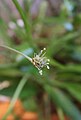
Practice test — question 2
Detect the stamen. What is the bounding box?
[44,48,46,50]
[41,52,46,57]
[39,70,42,75]
[47,59,50,62]
[38,50,43,56]
[32,48,50,75]
[47,65,50,69]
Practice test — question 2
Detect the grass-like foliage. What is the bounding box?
[0,0,81,120]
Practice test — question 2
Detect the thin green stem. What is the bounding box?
[12,0,32,40]
[2,74,30,120]
[44,93,51,120]
[0,45,32,62]
[57,107,65,120]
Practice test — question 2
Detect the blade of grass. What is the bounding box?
[45,86,81,120]
[43,93,51,120]
[57,107,65,120]
[0,63,18,69]
[2,74,30,120]
[12,0,32,41]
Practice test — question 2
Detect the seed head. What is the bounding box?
[32,48,50,75]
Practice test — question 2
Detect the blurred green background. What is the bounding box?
[0,0,81,120]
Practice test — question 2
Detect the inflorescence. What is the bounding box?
[32,48,50,75]
[0,45,50,75]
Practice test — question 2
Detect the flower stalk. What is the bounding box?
[0,45,32,62]
[0,45,50,75]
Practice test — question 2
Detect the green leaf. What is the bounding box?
[45,86,81,120]
[65,64,81,73]
[0,68,23,77]
[64,84,81,102]
[47,32,79,56]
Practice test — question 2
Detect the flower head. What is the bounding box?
[32,48,50,75]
